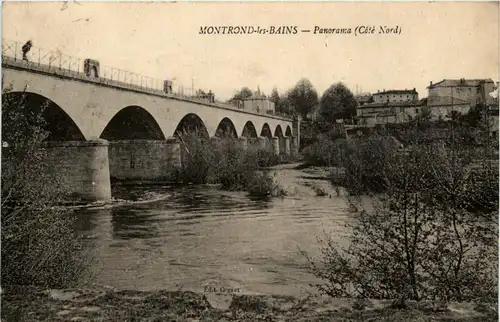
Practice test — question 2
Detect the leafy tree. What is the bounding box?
[449,110,462,121]
[270,87,281,111]
[416,106,432,123]
[319,82,358,123]
[287,78,318,119]
[228,87,253,103]
[1,86,92,288]
[278,94,292,115]
[460,103,488,128]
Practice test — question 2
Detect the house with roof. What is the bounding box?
[352,88,424,127]
[242,88,275,114]
[373,88,419,104]
[427,78,497,120]
[354,99,427,127]
[355,93,374,106]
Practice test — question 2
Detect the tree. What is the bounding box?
[461,103,488,128]
[287,78,318,119]
[416,106,432,123]
[270,87,281,111]
[2,86,93,289]
[304,124,497,304]
[228,87,253,103]
[319,82,358,123]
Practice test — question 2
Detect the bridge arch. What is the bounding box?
[3,91,85,141]
[215,117,238,138]
[285,125,292,137]
[174,113,209,138]
[241,121,258,138]
[100,106,165,140]
[260,123,272,139]
[274,125,284,137]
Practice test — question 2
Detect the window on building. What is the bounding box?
[416,108,419,114]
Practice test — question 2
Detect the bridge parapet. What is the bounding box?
[2,38,293,121]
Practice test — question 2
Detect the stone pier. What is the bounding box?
[293,116,301,152]
[43,140,111,201]
[108,138,181,181]
[239,137,248,150]
[258,136,267,150]
[291,136,299,158]
[279,137,285,155]
[271,137,280,155]
[282,137,291,156]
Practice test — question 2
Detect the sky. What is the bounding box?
[2,1,499,101]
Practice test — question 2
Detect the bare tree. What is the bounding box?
[304,123,498,304]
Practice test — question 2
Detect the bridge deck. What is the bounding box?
[2,55,293,122]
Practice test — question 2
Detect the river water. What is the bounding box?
[74,168,355,297]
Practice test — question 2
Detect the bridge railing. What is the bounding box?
[2,39,85,73]
[2,39,294,120]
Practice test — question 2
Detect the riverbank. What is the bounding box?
[2,286,497,322]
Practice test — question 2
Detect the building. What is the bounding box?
[372,89,419,104]
[353,88,422,127]
[305,104,321,121]
[355,93,373,106]
[427,78,497,119]
[354,98,427,127]
[242,89,275,114]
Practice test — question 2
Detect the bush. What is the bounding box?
[1,87,92,288]
[175,133,284,195]
[177,131,216,184]
[212,137,255,190]
[254,148,281,167]
[305,124,498,304]
[245,171,278,197]
[301,135,348,167]
[340,135,398,194]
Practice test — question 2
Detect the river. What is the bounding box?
[74,166,355,297]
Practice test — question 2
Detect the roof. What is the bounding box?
[357,100,425,109]
[355,110,397,118]
[355,95,373,103]
[374,89,418,95]
[429,79,494,88]
[244,94,268,100]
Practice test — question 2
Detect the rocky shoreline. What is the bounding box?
[1,286,497,321]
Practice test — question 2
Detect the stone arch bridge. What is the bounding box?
[2,56,300,201]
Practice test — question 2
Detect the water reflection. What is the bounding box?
[76,181,352,296]
[111,207,161,240]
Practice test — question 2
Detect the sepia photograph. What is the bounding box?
[1,1,499,321]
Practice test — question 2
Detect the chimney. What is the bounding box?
[430,81,433,87]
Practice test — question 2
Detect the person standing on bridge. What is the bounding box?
[22,40,33,61]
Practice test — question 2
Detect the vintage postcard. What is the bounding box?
[1,1,499,321]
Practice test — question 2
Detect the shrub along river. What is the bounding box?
[73,165,357,297]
